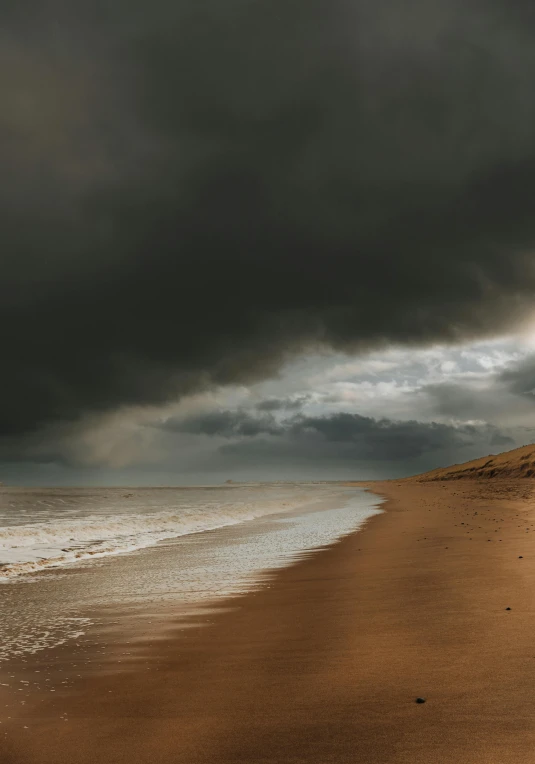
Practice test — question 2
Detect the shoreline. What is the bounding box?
[4,479,535,762]
[0,485,381,672]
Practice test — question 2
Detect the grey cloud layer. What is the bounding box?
[169,409,513,462]
[500,356,535,397]
[416,351,535,424]
[3,342,533,479]
[3,1,535,439]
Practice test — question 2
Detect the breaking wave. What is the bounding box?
[0,491,316,581]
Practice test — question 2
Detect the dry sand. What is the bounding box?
[4,478,535,763]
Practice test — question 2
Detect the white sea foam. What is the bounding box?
[0,617,93,663]
[0,484,383,666]
[0,486,320,581]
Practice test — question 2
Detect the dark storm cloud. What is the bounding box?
[288,413,513,459]
[255,397,310,412]
[4,0,535,437]
[163,410,283,438]
[500,355,535,397]
[421,381,513,422]
[168,409,513,461]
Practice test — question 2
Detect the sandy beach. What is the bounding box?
[4,478,535,763]
[3,1,535,761]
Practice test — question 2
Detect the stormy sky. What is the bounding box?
[3,0,535,484]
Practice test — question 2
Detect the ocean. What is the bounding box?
[0,483,382,665]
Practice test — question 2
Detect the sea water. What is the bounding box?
[0,483,382,663]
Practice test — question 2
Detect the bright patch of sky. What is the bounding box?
[4,335,535,484]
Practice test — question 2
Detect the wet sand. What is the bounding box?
[4,478,535,763]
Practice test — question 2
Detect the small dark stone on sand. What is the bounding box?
[415,697,426,704]
[519,556,523,559]
[506,607,511,611]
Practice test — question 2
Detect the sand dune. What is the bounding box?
[410,443,535,481]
